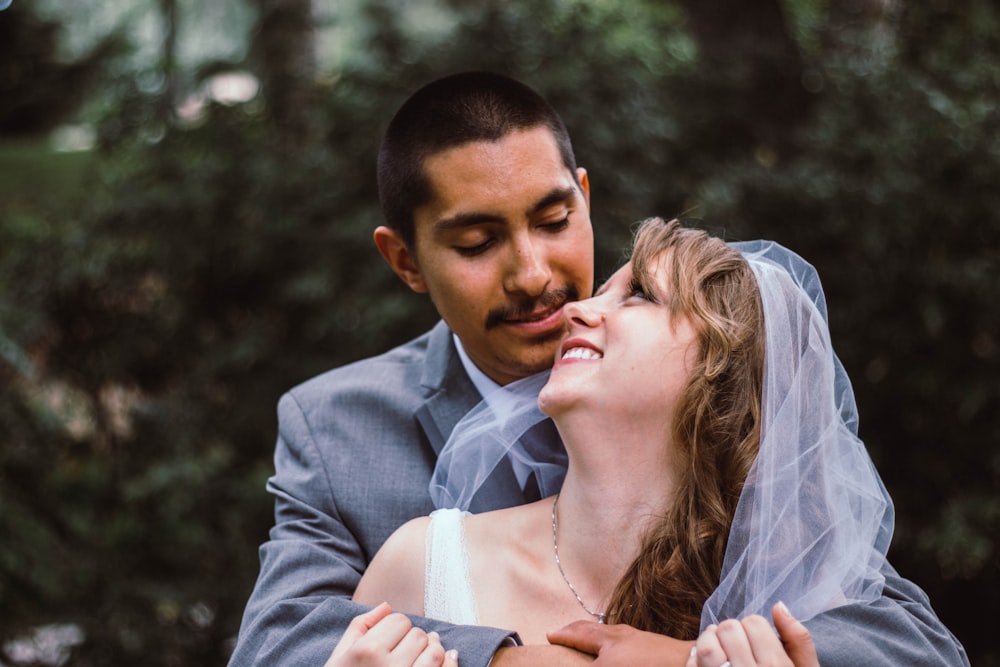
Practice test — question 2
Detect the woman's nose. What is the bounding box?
[563,296,605,328]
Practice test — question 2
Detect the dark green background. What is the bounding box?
[1,1,996,665]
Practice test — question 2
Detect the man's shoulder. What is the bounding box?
[297,327,434,385]
[283,321,453,410]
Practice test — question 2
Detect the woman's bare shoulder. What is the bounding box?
[353,515,431,614]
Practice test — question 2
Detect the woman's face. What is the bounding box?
[538,251,699,423]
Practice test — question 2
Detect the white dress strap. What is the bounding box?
[424,508,479,624]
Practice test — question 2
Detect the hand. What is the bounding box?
[324,602,460,667]
[687,602,818,667]
[548,621,694,666]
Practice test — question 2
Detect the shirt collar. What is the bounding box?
[453,333,501,399]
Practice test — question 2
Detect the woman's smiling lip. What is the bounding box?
[555,338,603,366]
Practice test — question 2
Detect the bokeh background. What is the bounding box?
[0,0,997,665]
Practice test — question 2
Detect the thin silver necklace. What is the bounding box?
[551,493,607,624]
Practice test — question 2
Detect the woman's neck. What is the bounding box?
[545,416,679,610]
[464,410,679,642]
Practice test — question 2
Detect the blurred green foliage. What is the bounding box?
[0,0,996,665]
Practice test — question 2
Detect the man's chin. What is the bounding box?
[497,351,559,381]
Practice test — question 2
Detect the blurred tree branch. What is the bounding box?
[0,3,124,137]
[249,0,320,145]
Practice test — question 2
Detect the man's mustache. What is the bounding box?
[484,285,580,330]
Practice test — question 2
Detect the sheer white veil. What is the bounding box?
[701,240,893,627]
[429,371,562,511]
[430,239,894,627]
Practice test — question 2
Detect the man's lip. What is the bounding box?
[499,303,566,334]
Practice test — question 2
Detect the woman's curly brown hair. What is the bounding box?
[603,217,765,639]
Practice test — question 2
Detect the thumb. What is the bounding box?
[546,620,610,655]
[773,602,819,667]
[344,602,393,644]
[325,603,395,667]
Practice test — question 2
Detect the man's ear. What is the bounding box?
[576,167,591,209]
[373,226,428,293]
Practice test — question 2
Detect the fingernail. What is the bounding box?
[777,600,790,616]
[690,646,697,657]
[447,649,459,660]
[428,631,440,639]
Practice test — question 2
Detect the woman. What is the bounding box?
[330,218,891,666]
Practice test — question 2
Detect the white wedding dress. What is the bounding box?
[424,508,479,624]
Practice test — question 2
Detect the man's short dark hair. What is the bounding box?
[376,71,578,249]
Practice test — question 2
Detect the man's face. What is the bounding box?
[404,126,594,385]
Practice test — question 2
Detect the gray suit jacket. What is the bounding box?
[229,320,968,667]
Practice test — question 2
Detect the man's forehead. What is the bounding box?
[421,127,566,182]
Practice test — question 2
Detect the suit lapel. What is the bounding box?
[414,321,482,457]
[414,321,566,511]
[412,322,525,510]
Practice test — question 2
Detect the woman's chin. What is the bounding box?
[537,383,585,420]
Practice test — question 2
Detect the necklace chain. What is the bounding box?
[551,493,607,624]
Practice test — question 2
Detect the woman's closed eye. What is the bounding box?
[627,277,654,302]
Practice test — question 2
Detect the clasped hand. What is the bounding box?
[685,603,818,667]
[324,602,459,667]
[326,602,817,667]
[547,602,818,667]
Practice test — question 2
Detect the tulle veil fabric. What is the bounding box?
[429,371,563,511]
[429,240,893,628]
[702,240,893,626]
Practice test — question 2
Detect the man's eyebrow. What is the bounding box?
[530,186,579,215]
[434,212,505,232]
[433,185,580,233]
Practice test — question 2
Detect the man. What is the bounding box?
[229,71,967,667]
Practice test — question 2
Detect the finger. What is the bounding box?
[773,602,819,667]
[694,625,728,667]
[739,615,788,665]
[411,631,446,667]
[443,648,460,667]
[715,619,756,666]
[354,612,414,652]
[349,602,394,637]
[325,603,395,666]
[389,626,431,665]
[546,619,610,654]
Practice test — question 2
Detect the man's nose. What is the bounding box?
[503,237,552,296]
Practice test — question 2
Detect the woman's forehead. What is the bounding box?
[594,263,633,296]
[595,249,674,298]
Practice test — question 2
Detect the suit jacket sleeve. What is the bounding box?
[228,329,516,667]
[805,562,968,666]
